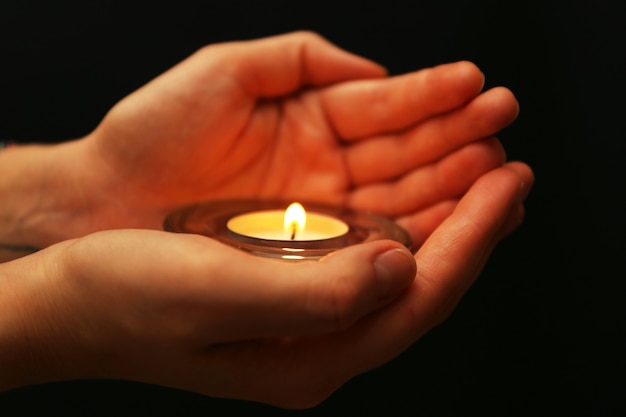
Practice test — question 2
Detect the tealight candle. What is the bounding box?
[164,199,412,261]
[227,202,349,241]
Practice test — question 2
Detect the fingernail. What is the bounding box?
[374,247,416,299]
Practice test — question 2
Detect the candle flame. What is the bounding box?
[284,202,306,239]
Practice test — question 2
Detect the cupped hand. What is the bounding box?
[0,160,533,409]
[0,223,416,398]
[78,31,518,238]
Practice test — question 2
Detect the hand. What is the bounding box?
[70,31,518,243]
[0,160,533,409]
[0,223,417,398]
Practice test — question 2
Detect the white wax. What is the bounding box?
[227,210,348,241]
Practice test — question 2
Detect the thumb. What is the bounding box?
[216,31,387,97]
[201,238,416,341]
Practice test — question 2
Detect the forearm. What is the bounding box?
[0,141,95,261]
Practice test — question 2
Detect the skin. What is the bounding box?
[0,31,533,408]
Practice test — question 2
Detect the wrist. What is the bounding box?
[0,137,160,260]
[0,141,90,252]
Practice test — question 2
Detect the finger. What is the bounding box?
[212,31,387,97]
[348,137,506,216]
[422,164,533,326]
[345,86,519,185]
[184,237,416,343]
[320,61,485,140]
[414,162,533,304]
[394,189,528,256]
[395,164,531,271]
[347,162,534,367]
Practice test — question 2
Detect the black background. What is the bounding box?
[1,1,624,415]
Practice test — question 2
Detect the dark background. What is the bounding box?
[1,1,624,415]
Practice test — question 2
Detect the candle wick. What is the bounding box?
[290,222,297,240]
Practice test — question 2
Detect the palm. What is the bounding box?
[94,88,348,204]
[207,92,349,203]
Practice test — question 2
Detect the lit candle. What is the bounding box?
[163,199,412,260]
[227,202,349,241]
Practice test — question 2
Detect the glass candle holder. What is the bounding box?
[164,199,412,261]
